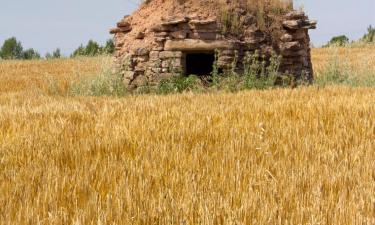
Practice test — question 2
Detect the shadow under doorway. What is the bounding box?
[185,52,215,76]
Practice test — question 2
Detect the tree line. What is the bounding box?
[324,25,375,47]
[0,37,115,60]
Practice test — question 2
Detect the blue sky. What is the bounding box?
[0,0,374,55]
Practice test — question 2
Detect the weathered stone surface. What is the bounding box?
[154,32,169,37]
[123,71,135,80]
[189,20,218,30]
[217,56,234,63]
[283,19,317,30]
[220,50,235,56]
[134,48,149,56]
[190,31,217,40]
[117,21,131,28]
[242,15,256,26]
[132,75,147,87]
[189,19,216,25]
[281,49,307,57]
[110,28,121,34]
[150,24,170,32]
[134,63,146,72]
[284,11,306,20]
[149,51,160,60]
[302,20,317,29]
[244,29,266,43]
[134,55,149,63]
[282,20,303,29]
[280,41,302,51]
[161,58,181,68]
[159,51,183,59]
[280,33,293,42]
[165,39,234,51]
[170,30,187,39]
[155,37,166,42]
[290,30,307,40]
[161,17,189,25]
[135,31,145,39]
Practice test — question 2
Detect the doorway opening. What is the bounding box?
[185,52,215,76]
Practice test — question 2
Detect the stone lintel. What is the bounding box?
[164,39,234,51]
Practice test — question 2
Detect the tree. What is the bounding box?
[71,44,86,57]
[85,40,101,56]
[103,39,115,54]
[361,25,375,43]
[22,48,41,60]
[52,48,61,58]
[45,52,53,59]
[0,37,23,59]
[325,35,349,47]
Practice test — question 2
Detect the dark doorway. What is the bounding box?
[185,52,215,76]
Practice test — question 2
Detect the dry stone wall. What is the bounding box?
[110,10,316,89]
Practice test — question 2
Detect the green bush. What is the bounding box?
[71,39,115,57]
[315,53,375,87]
[69,71,127,97]
[45,48,62,59]
[324,35,350,47]
[157,75,201,94]
[22,48,41,60]
[361,25,375,43]
[0,37,24,59]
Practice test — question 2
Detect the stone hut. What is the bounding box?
[110,0,316,89]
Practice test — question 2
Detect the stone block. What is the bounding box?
[134,48,149,56]
[134,55,149,63]
[132,75,147,87]
[164,39,234,51]
[159,51,182,59]
[189,21,218,30]
[124,71,135,80]
[150,24,170,32]
[161,58,182,68]
[282,20,303,30]
[149,51,160,60]
[280,34,293,42]
[154,32,169,37]
[284,11,306,20]
[190,31,217,40]
[135,31,145,39]
[170,30,187,39]
[280,41,302,51]
[155,37,166,42]
[161,17,189,25]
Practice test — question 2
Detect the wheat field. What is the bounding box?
[0,47,375,224]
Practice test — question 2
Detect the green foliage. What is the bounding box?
[71,40,101,57]
[315,53,375,87]
[219,10,244,36]
[103,39,115,54]
[211,50,220,86]
[0,37,24,59]
[243,51,280,90]
[22,48,41,60]
[52,48,61,58]
[71,45,86,57]
[45,48,62,59]
[71,39,115,57]
[69,70,127,97]
[325,35,349,47]
[361,25,375,43]
[157,75,201,94]
[85,40,101,56]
